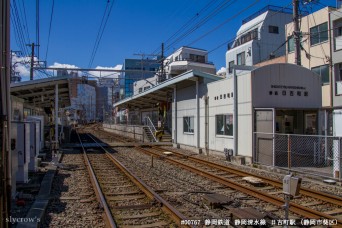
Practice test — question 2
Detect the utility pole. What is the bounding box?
[293,0,301,66]
[27,43,39,80]
[161,43,164,83]
[1,0,11,226]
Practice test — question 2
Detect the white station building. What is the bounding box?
[111,63,322,164]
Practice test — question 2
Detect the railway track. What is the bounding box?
[87,126,342,226]
[135,146,342,225]
[76,129,187,227]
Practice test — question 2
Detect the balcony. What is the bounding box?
[167,59,216,76]
[337,81,342,95]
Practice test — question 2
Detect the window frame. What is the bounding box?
[310,22,328,46]
[228,61,234,74]
[183,116,194,134]
[311,64,330,85]
[236,52,245,66]
[268,25,279,34]
[215,114,233,137]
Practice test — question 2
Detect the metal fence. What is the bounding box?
[254,132,342,181]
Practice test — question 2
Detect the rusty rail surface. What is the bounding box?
[76,129,117,228]
[135,146,342,226]
[84,132,189,227]
[151,147,342,207]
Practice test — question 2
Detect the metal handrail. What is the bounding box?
[145,117,158,142]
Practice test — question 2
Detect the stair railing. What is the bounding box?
[145,117,158,142]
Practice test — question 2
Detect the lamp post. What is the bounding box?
[231,64,256,156]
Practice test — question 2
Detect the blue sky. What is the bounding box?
[10,0,337,74]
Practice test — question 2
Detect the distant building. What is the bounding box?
[132,46,217,95]
[162,46,216,81]
[226,5,293,77]
[76,84,96,122]
[124,58,160,98]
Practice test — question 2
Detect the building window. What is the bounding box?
[312,64,329,84]
[216,114,233,136]
[144,86,150,91]
[189,54,205,63]
[138,88,143,93]
[287,36,294,53]
[269,25,279,34]
[237,52,245,65]
[336,63,342,82]
[228,61,234,74]
[183,116,194,133]
[310,22,328,46]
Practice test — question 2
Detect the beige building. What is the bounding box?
[285,7,334,109]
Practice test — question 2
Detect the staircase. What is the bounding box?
[159,131,172,142]
[143,126,157,142]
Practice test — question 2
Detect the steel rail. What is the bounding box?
[86,133,189,227]
[151,147,342,207]
[76,130,117,228]
[135,147,342,226]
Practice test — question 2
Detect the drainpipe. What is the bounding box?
[173,86,177,144]
[196,79,200,149]
[233,68,238,156]
[55,84,59,152]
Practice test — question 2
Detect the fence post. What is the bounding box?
[287,134,291,173]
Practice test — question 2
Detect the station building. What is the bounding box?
[110,63,322,164]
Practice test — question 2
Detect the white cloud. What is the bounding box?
[89,64,123,78]
[216,67,226,75]
[49,62,79,69]
[11,54,32,78]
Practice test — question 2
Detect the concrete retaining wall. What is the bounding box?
[103,124,146,142]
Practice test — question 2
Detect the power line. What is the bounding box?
[88,0,116,68]
[164,0,238,55]
[45,0,55,62]
[207,2,294,55]
[187,0,260,47]
[152,0,220,55]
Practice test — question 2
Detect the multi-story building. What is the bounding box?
[330,6,342,136]
[286,6,335,135]
[76,84,96,122]
[226,5,293,77]
[133,46,217,95]
[124,58,160,98]
[162,46,216,80]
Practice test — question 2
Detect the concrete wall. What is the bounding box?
[103,124,146,141]
[286,7,333,107]
[251,64,322,108]
[331,9,342,108]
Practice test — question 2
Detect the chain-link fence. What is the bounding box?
[254,132,342,180]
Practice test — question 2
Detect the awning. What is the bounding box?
[114,70,220,110]
[10,75,71,108]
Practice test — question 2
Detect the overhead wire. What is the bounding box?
[187,0,260,47]
[164,0,238,55]
[207,2,294,55]
[10,3,29,57]
[45,0,55,62]
[88,0,116,68]
[151,0,220,55]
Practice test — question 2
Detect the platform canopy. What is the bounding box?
[114,70,221,110]
[10,75,71,108]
